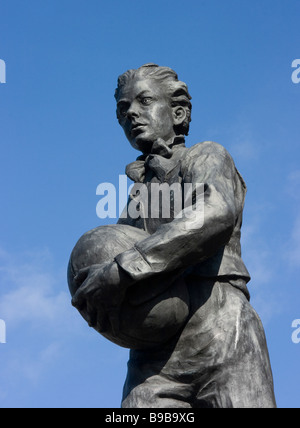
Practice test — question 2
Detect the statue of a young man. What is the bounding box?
[68,64,277,408]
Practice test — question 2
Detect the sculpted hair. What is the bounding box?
[115,63,192,136]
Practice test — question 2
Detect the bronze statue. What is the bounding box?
[68,64,277,408]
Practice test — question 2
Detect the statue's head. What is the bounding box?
[115,63,192,154]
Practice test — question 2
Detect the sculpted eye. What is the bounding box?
[117,102,129,118]
[120,107,127,117]
[140,97,152,106]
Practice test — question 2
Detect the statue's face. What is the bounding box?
[116,77,176,154]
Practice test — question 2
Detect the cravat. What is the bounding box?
[125,136,185,183]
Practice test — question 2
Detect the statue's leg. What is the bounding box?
[189,280,277,408]
[122,372,193,408]
[122,278,277,408]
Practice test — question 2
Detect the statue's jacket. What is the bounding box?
[116,137,251,300]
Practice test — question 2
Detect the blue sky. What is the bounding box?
[0,0,299,408]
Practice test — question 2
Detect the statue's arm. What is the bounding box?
[115,143,241,282]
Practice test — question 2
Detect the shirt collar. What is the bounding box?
[125,136,186,183]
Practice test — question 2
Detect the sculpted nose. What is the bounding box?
[127,102,139,120]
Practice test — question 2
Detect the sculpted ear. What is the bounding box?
[172,106,187,127]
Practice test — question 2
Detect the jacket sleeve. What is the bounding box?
[115,142,242,282]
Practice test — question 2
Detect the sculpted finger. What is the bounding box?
[72,273,98,307]
[71,285,87,309]
[86,300,98,327]
[71,292,83,310]
[74,266,90,285]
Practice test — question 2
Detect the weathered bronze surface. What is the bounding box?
[68,64,276,408]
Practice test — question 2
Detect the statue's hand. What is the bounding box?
[71,262,132,329]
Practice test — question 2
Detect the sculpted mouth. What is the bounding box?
[131,123,146,137]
